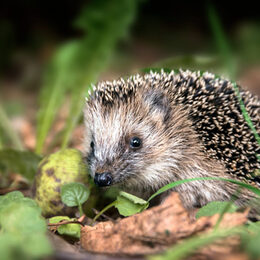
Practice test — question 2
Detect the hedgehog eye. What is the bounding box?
[130,137,142,149]
[90,141,94,150]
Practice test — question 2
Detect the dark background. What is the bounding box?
[0,0,259,150]
[0,0,259,79]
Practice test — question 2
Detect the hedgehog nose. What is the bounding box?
[94,172,112,187]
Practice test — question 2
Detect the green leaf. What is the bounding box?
[118,191,149,205]
[196,201,238,219]
[0,191,52,259]
[0,202,45,235]
[115,191,149,217]
[57,222,81,239]
[0,191,39,212]
[49,215,71,223]
[61,182,90,207]
[0,190,24,203]
[244,232,260,260]
[22,233,53,258]
[0,149,42,181]
[0,233,25,260]
[49,216,81,239]
[0,232,52,260]
[241,222,260,260]
[247,221,260,234]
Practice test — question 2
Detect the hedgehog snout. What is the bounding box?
[94,172,113,187]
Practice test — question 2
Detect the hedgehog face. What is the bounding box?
[83,70,260,207]
[83,87,186,193]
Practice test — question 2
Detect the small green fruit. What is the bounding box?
[32,149,89,217]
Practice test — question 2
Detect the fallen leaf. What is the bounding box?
[81,192,248,255]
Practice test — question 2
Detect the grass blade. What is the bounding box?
[148,177,260,202]
[232,81,260,147]
[149,227,244,260]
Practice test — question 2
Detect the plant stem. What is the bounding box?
[78,201,84,217]
[92,200,118,224]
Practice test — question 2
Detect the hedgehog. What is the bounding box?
[83,69,260,210]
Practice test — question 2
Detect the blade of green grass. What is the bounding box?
[0,102,23,150]
[232,81,260,147]
[149,227,244,260]
[148,177,260,202]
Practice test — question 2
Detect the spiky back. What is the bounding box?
[88,70,260,187]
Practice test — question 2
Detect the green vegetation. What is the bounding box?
[0,1,142,258]
[0,1,259,260]
[61,182,90,216]
[49,216,81,239]
[35,0,142,154]
[89,177,259,222]
[33,148,89,216]
[0,149,41,184]
[0,191,52,260]
[0,104,24,150]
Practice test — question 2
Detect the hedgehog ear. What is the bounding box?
[144,89,170,117]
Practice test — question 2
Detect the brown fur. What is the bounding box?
[83,70,259,210]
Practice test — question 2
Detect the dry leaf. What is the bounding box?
[81,192,248,255]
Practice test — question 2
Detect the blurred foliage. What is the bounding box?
[0,103,24,150]
[0,191,52,260]
[36,0,143,154]
[206,2,236,78]
[236,23,260,69]
[0,20,14,73]
[196,201,238,219]
[0,149,42,185]
[49,216,81,239]
[150,55,225,75]
[0,2,258,260]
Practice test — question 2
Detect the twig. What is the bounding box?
[48,220,85,227]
